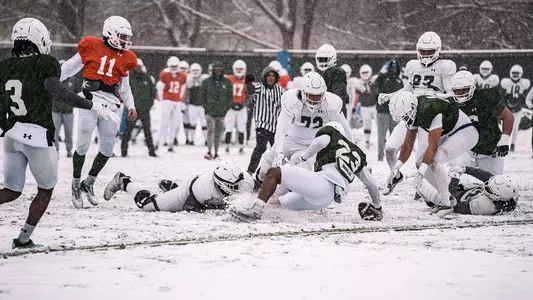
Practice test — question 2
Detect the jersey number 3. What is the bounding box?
[335,139,361,183]
[5,80,28,116]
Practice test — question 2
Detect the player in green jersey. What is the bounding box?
[229,121,382,221]
[386,91,478,213]
[448,71,514,175]
[0,18,118,249]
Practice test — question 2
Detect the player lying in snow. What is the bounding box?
[229,121,383,222]
[417,166,518,215]
[103,162,254,212]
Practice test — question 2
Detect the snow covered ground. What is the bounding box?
[1,111,532,299]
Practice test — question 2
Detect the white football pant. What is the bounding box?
[278,166,335,210]
[158,100,183,146]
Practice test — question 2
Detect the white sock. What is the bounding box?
[17,223,36,243]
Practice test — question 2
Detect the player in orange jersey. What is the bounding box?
[156,56,187,152]
[224,60,248,154]
[60,16,138,209]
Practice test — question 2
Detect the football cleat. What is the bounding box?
[104,172,129,200]
[80,180,97,206]
[72,178,83,209]
[358,202,383,221]
[12,238,42,249]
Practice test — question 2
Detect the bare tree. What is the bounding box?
[300,0,318,49]
[253,0,297,49]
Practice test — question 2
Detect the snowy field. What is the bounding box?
[1,108,533,299]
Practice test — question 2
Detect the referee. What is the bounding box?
[246,66,285,174]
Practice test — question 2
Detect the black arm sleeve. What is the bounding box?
[44,76,93,110]
[464,166,494,182]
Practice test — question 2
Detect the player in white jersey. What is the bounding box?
[292,62,315,90]
[103,161,254,212]
[379,31,456,175]
[254,72,352,184]
[500,64,531,152]
[341,64,359,121]
[229,121,382,222]
[418,166,518,216]
[474,60,499,89]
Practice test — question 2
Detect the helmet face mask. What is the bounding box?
[452,71,476,103]
[102,16,132,51]
[233,60,247,78]
[300,62,315,76]
[300,71,327,113]
[479,60,493,77]
[416,31,441,67]
[213,162,245,196]
[510,65,523,81]
[483,175,518,201]
[315,44,337,71]
[389,91,418,127]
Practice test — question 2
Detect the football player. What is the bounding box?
[500,64,530,152]
[254,72,352,185]
[103,162,254,213]
[353,64,378,149]
[60,16,138,209]
[448,71,514,175]
[386,91,478,212]
[1,18,118,248]
[224,60,248,154]
[229,121,381,221]
[380,32,456,192]
[418,166,518,216]
[315,44,350,117]
[156,56,187,152]
[474,60,499,89]
[292,62,315,90]
[186,63,209,145]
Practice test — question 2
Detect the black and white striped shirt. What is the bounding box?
[251,82,284,132]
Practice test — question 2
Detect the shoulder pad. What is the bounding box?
[500,78,511,88]
[122,50,138,71]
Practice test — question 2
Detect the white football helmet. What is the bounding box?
[479,60,493,77]
[213,161,245,196]
[12,18,52,55]
[325,121,346,137]
[315,44,337,71]
[451,71,476,103]
[416,31,441,67]
[233,60,247,77]
[102,16,132,50]
[190,63,202,77]
[359,64,372,81]
[483,175,518,201]
[389,90,418,127]
[300,71,327,113]
[510,65,523,81]
[269,60,282,72]
[167,56,180,73]
[300,62,315,76]
[341,64,352,78]
[178,60,189,73]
